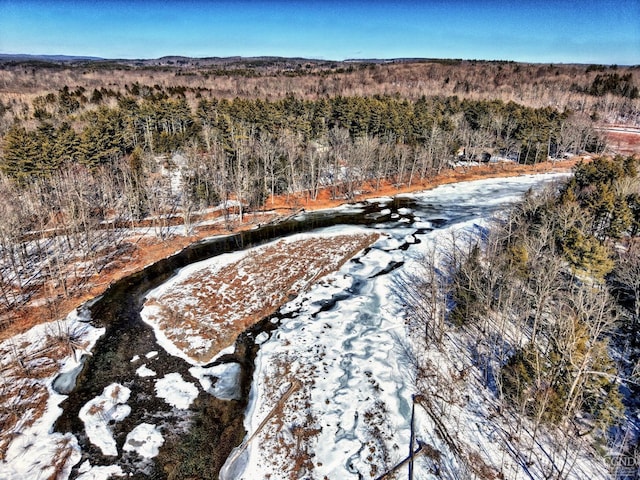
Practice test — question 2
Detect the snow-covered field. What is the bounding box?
[0,305,104,479]
[3,172,609,480]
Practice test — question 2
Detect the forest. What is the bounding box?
[0,58,638,330]
[396,155,640,477]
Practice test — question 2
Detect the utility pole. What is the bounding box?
[409,394,416,480]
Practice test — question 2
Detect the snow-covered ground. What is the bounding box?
[123,423,164,458]
[79,384,131,457]
[5,172,602,480]
[155,373,199,410]
[0,305,104,479]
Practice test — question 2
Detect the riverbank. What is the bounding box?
[0,159,578,342]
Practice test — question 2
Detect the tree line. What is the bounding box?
[0,92,609,320]
[2,93,603,182]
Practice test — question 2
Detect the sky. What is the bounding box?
[0,0,639,65]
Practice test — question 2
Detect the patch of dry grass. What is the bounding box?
[0,380,48,459]
[257,351,322,479]
[45,436,77,480]
[145,233,380,363]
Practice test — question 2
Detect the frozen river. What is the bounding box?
[1,172,570,480]
[221,173,568,479]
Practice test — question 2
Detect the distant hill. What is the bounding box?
[0,53,326,66]
[1,53,613,69]
[0,53,105,63]
[0,53,344,70]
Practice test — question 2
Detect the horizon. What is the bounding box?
[1,1,639,66]
[1,53,638,67]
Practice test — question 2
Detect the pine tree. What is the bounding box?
[1,126,39,183]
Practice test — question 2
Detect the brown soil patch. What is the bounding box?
[605,130,640,156]
[144,233,379,363]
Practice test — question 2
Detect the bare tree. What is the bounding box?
[392,248,448,347]
[256,132,280,206]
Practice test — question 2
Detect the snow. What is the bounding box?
[136,364,156,377]
[155,373,199,409]
[375,235,404,251]
[189,363,243,400]
[79,384,131,457]
[254,332,269,345]
[327,204,366,215]
[413,220,432,229]
[123,423,164,458]
[365,196,393,205]
[145,350,158,359]
[76,461,124,480]
[0,305,104,480]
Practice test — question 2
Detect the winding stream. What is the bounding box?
[52,173,566,478]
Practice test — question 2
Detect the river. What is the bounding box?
[13,173,569,479]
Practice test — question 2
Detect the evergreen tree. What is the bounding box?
[1,126,40,183]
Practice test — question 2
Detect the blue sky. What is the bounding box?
[1,1,638,64]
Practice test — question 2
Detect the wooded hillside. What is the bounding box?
[397,155,640,477]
